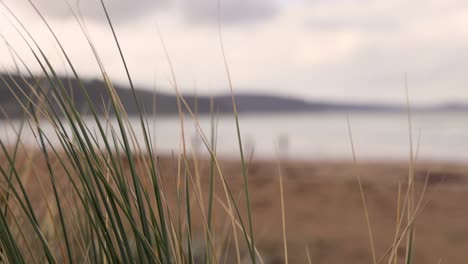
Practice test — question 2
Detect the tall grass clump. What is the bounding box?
[0,1,262,263]
[0,1,430,263]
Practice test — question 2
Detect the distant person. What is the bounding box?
[191,133,203,153]
[243,135,255,156]
[278,133,290,157]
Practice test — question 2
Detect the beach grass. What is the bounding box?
[0,1,434,263]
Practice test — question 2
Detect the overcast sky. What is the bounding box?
[1,0,468,104]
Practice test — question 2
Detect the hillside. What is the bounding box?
[0,73,464,119]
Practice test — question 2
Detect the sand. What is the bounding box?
[173,158,468,263]
[2,150,468,263]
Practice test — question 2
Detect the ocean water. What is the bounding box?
[1,111,467,161]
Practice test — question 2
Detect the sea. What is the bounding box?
[1,111,467,161]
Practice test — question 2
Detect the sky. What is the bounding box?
[0,0,468,104]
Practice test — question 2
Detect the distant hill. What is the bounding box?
[0,73,466,119]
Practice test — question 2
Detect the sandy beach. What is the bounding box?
[2,150,468,263]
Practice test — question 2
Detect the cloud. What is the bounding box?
[177,0,279,24]
[11,0,279,24]
[13,0,168,22]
